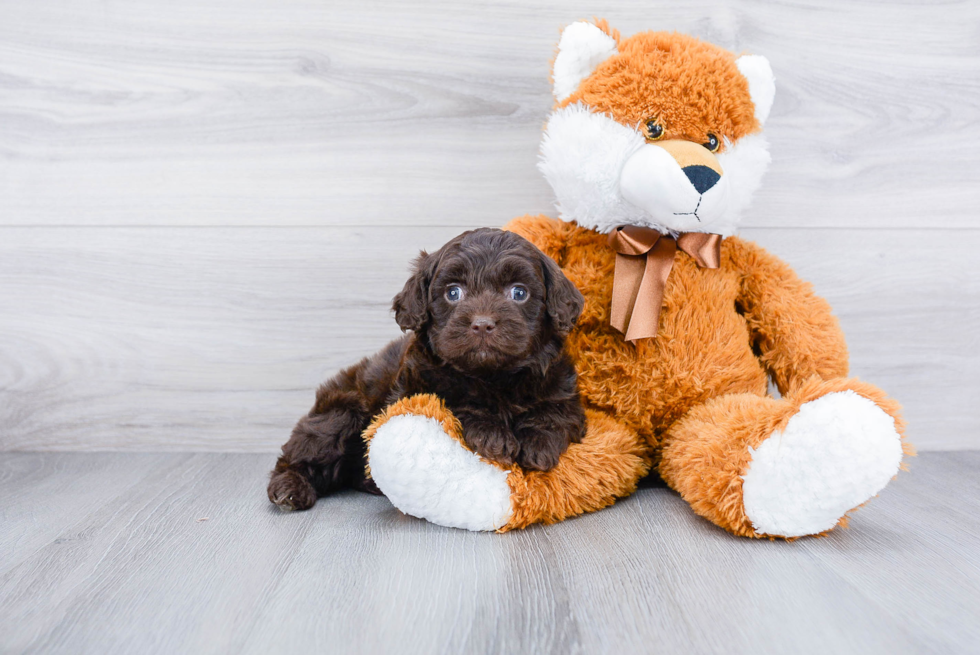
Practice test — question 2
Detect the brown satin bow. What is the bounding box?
[607,226,723,341]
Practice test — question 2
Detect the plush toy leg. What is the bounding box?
[659,377,914,538]
[364,395,650,532]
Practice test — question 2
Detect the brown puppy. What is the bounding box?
[268,228,586,511]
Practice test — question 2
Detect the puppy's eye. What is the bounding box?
[645,120,665,141]
[703,133,720,152]
[445,285,464,302]
[508,285,528,302]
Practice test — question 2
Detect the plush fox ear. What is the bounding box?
[735,55,775,125]
[552,21,619,102]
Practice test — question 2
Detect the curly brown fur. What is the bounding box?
[267,338,403,510]
[268,228,586,511]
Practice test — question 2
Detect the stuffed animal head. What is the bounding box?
[538,21,775,236]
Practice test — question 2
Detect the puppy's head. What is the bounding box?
[392,228,583,373]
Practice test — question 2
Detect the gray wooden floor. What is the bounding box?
[1,452,977,654]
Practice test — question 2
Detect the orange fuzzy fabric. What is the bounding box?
[505,215,911,536]
[562,31,759,151]
[506,215,852,456]
[502,410,651,531]
[660,377,913,538]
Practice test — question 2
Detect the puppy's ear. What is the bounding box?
[540,253,584,336]
[393,234,463,333]
[392,250,435,332]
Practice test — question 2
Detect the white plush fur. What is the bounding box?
[552,22,619,102]
[618,143,721,234]
[711,132,772,233]
[368,414,513,531]
[735,55,776,125]
[741,391,904,538]
[538,104,771,236]
[538,103,647,232]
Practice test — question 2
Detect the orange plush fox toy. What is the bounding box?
[364,21,913,538]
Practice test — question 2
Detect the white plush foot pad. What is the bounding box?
[742,391,903,537]
[368,414,513,531]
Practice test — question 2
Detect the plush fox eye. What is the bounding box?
[508,285,528,302]
[645,120,665,141]
[446,285,464,302]
[703,133,720,152]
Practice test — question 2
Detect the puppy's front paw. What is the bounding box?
[465,425,521,466]
[268,469,317,511]
[516,442,563,471]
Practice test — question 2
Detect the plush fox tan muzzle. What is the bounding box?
[656,140,724,194]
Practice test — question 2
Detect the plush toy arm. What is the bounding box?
[364,394,650,531]
[363,395,514,531]
[726,236,850,395]
[504,214,573,265]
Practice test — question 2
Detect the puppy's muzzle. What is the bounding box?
[470,315,496,334]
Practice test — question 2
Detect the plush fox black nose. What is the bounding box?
[683,165,721,194]
[471,316,496,334]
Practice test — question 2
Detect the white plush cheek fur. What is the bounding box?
[538,103,648,233]
[712,133,772,232]
[618,145,713,233]
[538,104,771,236]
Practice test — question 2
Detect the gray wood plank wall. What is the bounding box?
[1,0,978,451]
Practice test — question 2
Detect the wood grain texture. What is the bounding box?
[0,451,977,654]
[0,0,978,228]
[0,226,976,451]
[0,0,978,452]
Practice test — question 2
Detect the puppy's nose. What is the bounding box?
[470,316,496,334]
[683,165,721,194]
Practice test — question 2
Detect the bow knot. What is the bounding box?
[607,226,722,341]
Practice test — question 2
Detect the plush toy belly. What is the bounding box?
[560,233,770,445]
